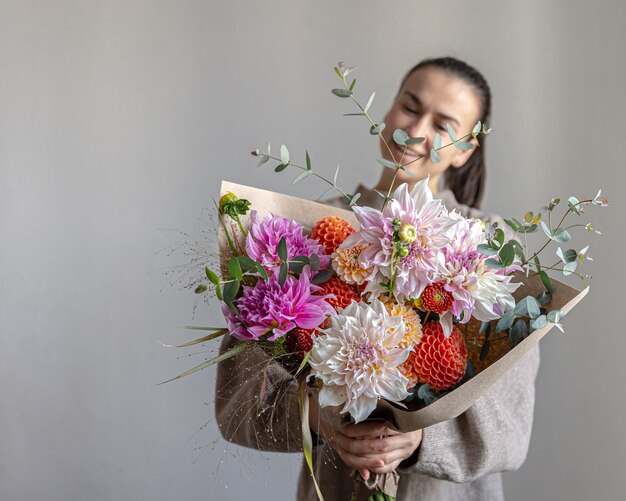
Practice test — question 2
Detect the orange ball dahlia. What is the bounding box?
[405,321,467,391]
[421,282,453,314]
[311,216,355,253]
[319,276,360,311]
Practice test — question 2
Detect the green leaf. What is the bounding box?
[477,244,498,256]
[370,123,386,135]
[298,385,325,501]
[537,291,552,306]
[504,219,519,234]
[277,237,288,262]
[485,258,505,270]
[393,129,409,146]
[534,256,542,272]
[349,193,361,206]
[305,150,312,170]
[158,341,252,384]
[515,296,541,319]
[333,164,340,185]
[349,78,357,91]
[222,280,240,304]
[278,262,288,286]
[530,315,548,330]
[194,284,208,294]
[364,92,375,113]
[331,88,352,98]
[310,253,320,272]
[280,144,290,165]
[557,247,577,263]
[479,339,491,361]
[433,133,442,149]
[256,155,270,167]
[430,148,440,163]
[499,243,515,267]
[568,196,581,215]
[494,228,505,247]
[162,328,228,348]
[547,309,564,323]
[539,270,553,293]
[311,269,333,284]
[553,228,572,243]
[509,319,527,345]
[274,163,288,172]
[406,136,425,145]
[417,384,438,405]
[291,170,312,185]
[289,255,310,274]
[445,124,457,142]
[472,121,482,135]
[524,211,534,224]
[454,140,473,151]
[479,321,491,335]
[228,257,243,281]
[342,112,366,117]
[540,221,552,238]
[496,310,515,333]
[376,158,397,169]
[334,66,342,78]
[205,267,220,286]
[562,261,577,276]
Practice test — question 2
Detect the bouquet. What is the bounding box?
[161,63,607,501]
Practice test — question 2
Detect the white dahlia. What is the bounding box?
[308,300,410,423]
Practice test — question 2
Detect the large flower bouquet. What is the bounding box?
[161,64,607,501]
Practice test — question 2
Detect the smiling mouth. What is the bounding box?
[391,142,425,164]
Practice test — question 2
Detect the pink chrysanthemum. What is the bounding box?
[222,273,334,341]
[246,211,329,275]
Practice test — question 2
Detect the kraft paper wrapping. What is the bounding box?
[219,181,589,500]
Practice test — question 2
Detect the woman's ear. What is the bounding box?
[450,137,479,168]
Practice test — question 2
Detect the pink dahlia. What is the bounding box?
[341,179,454,301]
[435,213,520,336]
[246,211,329,275]
[222,273,334,341]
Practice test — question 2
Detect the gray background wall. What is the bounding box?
[1,1,624,500]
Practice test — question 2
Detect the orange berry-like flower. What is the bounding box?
[421,282,453,314]
[319,276,360,311]
[311,216,355,253]
[405,321,467,391]
[286,328,315,360]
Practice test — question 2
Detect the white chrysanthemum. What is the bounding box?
[308,300,410,423]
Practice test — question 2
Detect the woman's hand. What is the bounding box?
[309,395,423,481]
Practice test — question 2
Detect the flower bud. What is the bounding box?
[398,224,417,243]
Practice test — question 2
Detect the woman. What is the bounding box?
[216,57,540,500]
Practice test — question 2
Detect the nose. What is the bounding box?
[405,116,433,151]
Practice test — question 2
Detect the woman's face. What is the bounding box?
[378,66,482,192]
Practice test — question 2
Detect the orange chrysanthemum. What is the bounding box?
[286,328,315,360]
[332,243,370,285]
[311,216,355,253]
[380,296,423,350]
[404,321,467,391]
[319,276,360,311]
[421,282,453,314]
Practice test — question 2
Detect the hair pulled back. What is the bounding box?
[400,57,491,209]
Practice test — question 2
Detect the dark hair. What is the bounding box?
[400,57,491,209]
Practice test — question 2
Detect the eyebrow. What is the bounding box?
[402,91,461,127]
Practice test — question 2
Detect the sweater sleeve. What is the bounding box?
[214,335,304,453]
[398,344,540,483]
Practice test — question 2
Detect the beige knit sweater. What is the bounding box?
[215,187,540,501]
